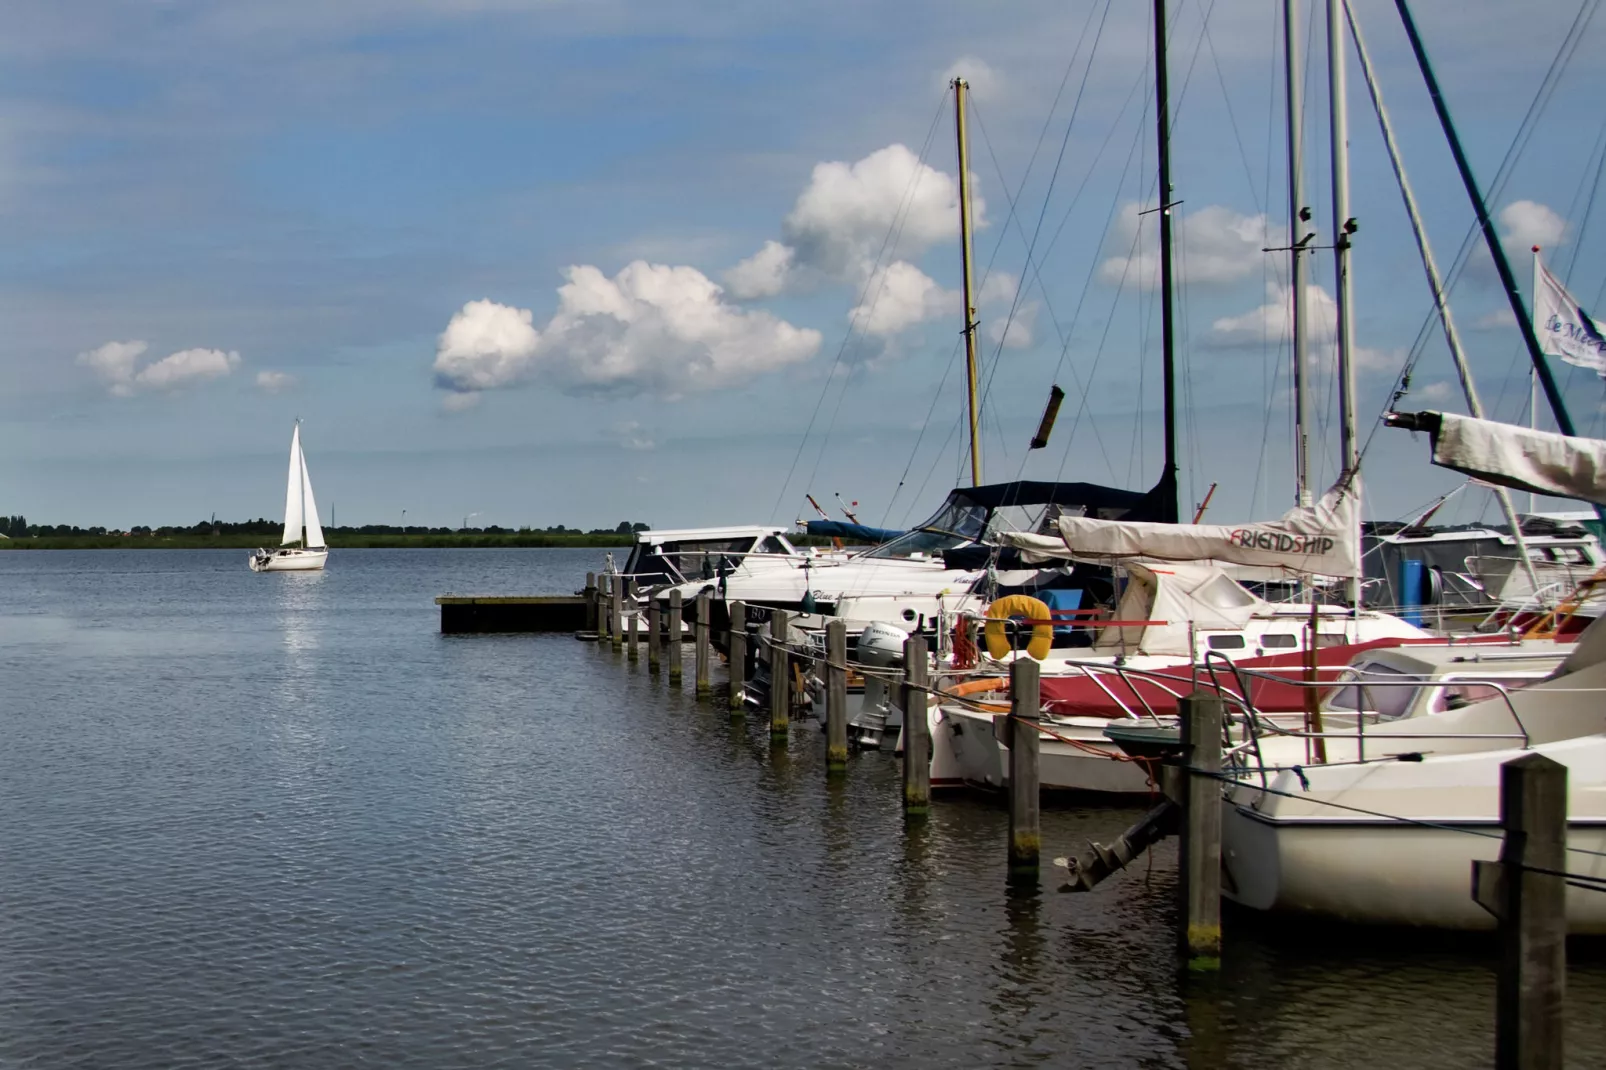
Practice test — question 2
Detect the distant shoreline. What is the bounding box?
[0,533,637,551]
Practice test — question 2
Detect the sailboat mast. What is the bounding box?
[953,77,983,487]
[1327,0,1360,608]
[1286,0,1313,508]
[1153,0,1179,522]
[297,420,306,548]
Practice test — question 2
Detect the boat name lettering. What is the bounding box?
[1227,529,1335,556]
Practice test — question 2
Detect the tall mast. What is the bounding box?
[1346,1,1542,597]
[1392,0,1576,437]
[297,420,306,548]
[953,77,983,487]
[1327,0,1360,609]
[1153,0,1180,523]
[1286,0,1313,507]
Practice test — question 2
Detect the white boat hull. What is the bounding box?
[939,705,1155,795]
[250,548,328,572]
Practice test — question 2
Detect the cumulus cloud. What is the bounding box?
[939,56,1000,101]
[254,370,296,393]
[1207,282,1396,371]
[723,143,982,343]
[614,420,655,451]
[433,261,822,401]
[77,339,241,396]
[440,391,482,413]
[1475,307,1517,330]
[1499,200,1567,252]
[1098,202,1277,291]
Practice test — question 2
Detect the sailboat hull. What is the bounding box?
[249,548,329,572]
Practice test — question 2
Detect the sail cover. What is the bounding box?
[1001,479,1362,578]
[1390,410,1606,505]
[281,424,304,546]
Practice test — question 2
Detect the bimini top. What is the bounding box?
[945,480,1158,514]
[635,525,785,544]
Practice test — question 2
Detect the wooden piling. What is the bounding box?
[625,581,639,661]
[1474,752,1568,1070]
[1008,657,1041,877]
[597,577,613,642]
[695,590,713,697]
[902,633,930,816]
[610,574,625,650]
[728,601,748,717]
[646,599,661,673]
[769,610,789,741]
[667,590,684,685]
[584,572,598,632]
[1177,690,1224,966]
[825,619,849,773]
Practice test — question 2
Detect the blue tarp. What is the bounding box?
[805,519,905,543]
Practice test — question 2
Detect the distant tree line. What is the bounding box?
[0,516,655,537]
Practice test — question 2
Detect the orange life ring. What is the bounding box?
[983,595,1054,661]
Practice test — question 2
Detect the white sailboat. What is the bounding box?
[249,422,329,573]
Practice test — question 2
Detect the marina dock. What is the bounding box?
[435,594,589,634]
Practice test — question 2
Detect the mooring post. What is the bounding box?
[667,589,684,686]
[584,571,598,632]
[597,576,613,643]
[1177,690,1224,966]
[610,574,625,650]
[1008,656,1041,877]
[1474,752,1568,1070]
[646,598,661,673]
[825,619,849,774]
[625,580,640,661]
[728,601,748,716]
[902,633,931,817]
[695,590,713,697]
[769,610,790,741]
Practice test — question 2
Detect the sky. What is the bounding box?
[4,0,1605,533]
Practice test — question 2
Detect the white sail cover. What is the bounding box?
[1535,253,1606,376]
[300,447,325,549]
[1426,411,1606,505]
[281,424,304,546]
[1094,562,1264,657]
[1002,479,1362,578]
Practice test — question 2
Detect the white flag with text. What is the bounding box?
[1535,253,1606,376]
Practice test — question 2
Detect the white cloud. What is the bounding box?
[77,339,240,395]
[724,239,794,300]
[1207,281,1396,372]
[849,260,953,337]
[254,369,296,393]
[76,340,149,396]
[1416,380,1455,403]
[433,261,822,401]
[1475,307,1517,330]
[614,420,655,451]
[988,302,1036,349]
[939,56,1000,101]
[1499,200,1567,252]
[1099,202,1276,291]
[440,390,481,413]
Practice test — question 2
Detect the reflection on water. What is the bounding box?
[0,548,1602,1068]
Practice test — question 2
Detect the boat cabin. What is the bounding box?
[1322,642,1565,721]
[619,526,799,589]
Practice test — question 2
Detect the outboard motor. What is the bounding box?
[850,620,910,750]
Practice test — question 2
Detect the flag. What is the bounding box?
[1534,253,1606,376]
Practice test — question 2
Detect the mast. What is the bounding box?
[1327,0,1360,609]
[296,419,306,548]
[953,77,983,487]
[1346,1,1542,598]
[1286,0,1313,507]
[1153,0,1180,523]
[1392,0,1577,437]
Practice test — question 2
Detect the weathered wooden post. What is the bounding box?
[584,571,598,632]
[610,574,625,650]
[667,589,684,686]
[902,633,930,817]
[825,619,849,774]
[769,610,790,742]
[728,601,748,717]
[625,580,639,661]
[646,599,661,673]
[695,590,713,697]
[597,576,613,643]
[1177,690,1224,966]
[1474,752,1568,1070]
[1008,656,1041,878]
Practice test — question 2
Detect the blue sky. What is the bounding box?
[3,0,1605,532]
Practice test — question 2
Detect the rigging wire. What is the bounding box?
[769,94,948,523]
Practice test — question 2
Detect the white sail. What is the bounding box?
[281,424,304,546]
[1002,478,1363,578]
[300,444,325,549]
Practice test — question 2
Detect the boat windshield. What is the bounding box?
[859,497,1065,561]
[624,536,762,586]
[1325,662,1421,720]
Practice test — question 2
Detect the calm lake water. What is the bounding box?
[2,548,1603,1068]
